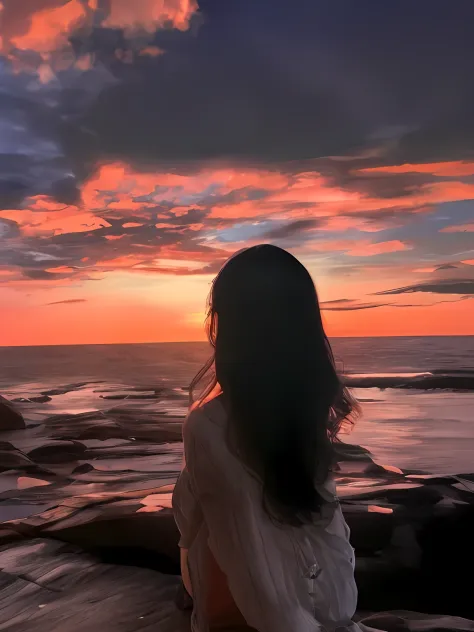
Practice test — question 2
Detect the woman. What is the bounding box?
[172,244,360,632]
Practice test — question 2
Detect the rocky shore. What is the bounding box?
[0,385,473,631]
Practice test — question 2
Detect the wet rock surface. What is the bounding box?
[0,539,190,632]
[0,396,26,431]
[1,540,473,632]
[0,387,472,630]
[344,369,474,391]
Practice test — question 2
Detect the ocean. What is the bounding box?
[1,336,473,475]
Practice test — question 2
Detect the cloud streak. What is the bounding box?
[374,280,474,296]
[46,298,87,305]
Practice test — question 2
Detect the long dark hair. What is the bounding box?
[190,244,359,526]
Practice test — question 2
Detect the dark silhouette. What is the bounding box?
[190,244,359,526]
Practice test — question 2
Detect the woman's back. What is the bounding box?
[173,396,359,632]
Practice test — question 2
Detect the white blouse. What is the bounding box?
[173,397,360,632]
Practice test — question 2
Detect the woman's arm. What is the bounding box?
[180,548,193,598]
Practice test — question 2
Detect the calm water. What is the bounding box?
[1,337,473,474]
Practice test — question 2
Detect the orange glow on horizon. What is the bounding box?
[2,297,473,347]
[323,299,474,338]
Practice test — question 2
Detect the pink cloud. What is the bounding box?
[7,0,87,54]
[306,239,411,257]
[4,0,198,57]
[97,255,146,269]
[440,223,474,233]
[270,173,360,205]
[2,159,472,299]
[79,162,474,229]
[0,209,110,237]
[348,240,411,257]
[358,161,474,177]
[102,0,198,33]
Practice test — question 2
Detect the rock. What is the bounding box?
[334,442,373,462]
[26,440,86,464]
[30,396,52,404]
[344,506,395,552]
[359,611,474,632]
[0,441,34,471]
[0,397,26,431]
[72,463,95,475]
[48,511,180,566]
[0,538,190,632]
[43,411,126,441]
[13,396,52,404]
[104,408,183,442]
[17,477,51,490]
[100,394,162,400]
[0,539,472,632]
[365,463,405,477]
[41,409,184,442]
[389,524,422,569]
[41,382,103,397]
[344,373,474,391]
[41,389,71,396]
[418,504,474,619]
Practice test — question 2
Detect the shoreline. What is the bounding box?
[2,334,474,350]
[3,368,474,396]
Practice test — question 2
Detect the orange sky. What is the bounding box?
[2,291,473,347]
[1,158,474,345]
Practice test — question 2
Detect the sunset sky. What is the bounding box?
[1,0,474,345]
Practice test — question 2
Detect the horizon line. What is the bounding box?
[1,333,474,349]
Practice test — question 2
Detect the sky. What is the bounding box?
[1,0,474,345]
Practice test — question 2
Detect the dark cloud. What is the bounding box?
[389,105,474,165]
[0,217,21,238]
[136,259,224,276]
[263,219,320,241]
[320,295,472,311]
[71,1,474,173]
[22,269,63,280]
[321,301,387,311]
[0,57,116,208]
[76,63,362,171]
[391,297,472,307]
[197,188,271,209]
[320,299,352,305]
[374,279,474,296]
[436,264,459,271]
[1,0,474,205]
[320,161,471,203]
[320,298,390,311]
[0,179,30,210]
[46,298,87,305]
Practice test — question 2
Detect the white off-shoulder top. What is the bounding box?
[172,396,360,632]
